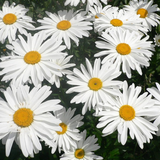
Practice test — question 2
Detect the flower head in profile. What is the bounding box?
[60,130,102,160]
[0,85,63,157]
[64,0,107,7]
[96,81,158,149]
[87,3,111,22]
[49,55,75,88]
[95,29,154,78]
[50,108,83,153]
[154,34,160,46]
[124,0,160,31]
[147,83,160,136]
[0,1,35,43]
[0,32,67,87]
[66,58,122,115]
[94,7,148,33]
[37,10,92,49]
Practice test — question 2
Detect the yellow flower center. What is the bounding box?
[116,43,131,55]
[57,20,71,30]
[158,39,160,43]
[88,78,102,91]
[110,19,123,27]
[95,15,99,19]
[56,123,67,135]
[137,8,148,18]
[24,51,41,64]
[3,13,17,25]
[95,13,104,19]
[13,108,33,127]
[75,149,85,159]
[119,105,135,121]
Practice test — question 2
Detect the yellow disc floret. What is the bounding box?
[137,8,148,18]
[88,78,103,91]
[3,13,17,25]
[56,123,67,135]
[95,15,99,19]
[119,105,135,121]
[95,13,104,19]
[13,108,33,127]
[110,19,123,27]
[75,149,85,159]
[116,43,131,55]
[57,20,71,30]
[24,51,41,64]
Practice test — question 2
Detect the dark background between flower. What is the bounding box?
[0,0,160,159]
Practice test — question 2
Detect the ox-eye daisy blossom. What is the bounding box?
[0,85,63,157]
[66,58,122,115]
[50,107,83,153]
[96,81,159,149]
[147,83,160,136]
[124,0,160,31]
[64,0,107,7]
[154,34,160,46]
[60,130,102,160]
[0,1,35,43]
[49,55,75,88]
[87,3,111,21]
[94,7,148,33]
[95,29,154,78]
[37,10,92,49]
[0,32,67,87]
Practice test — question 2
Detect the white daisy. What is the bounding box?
[94,7,148,33]
[154,34,160,46]
[60,130,102,160]
[64,0,107,7]
[66,58,122,115]
[50,107,83,153]
[95,29,154,78]
[0,1,35,43]
[0,85,63,157]
[37,10,92,49]
[96,81,159,149]
[49,55,75,88]
[0,32,67,87]
[147,83,160,136]
[124,0,160,31]
[87,3,111,21]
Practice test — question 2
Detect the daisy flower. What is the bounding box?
[147,83,160,136]
[66,58,122,115]
[154,34,160,46]
[95,29,154,78]
[0,32,67,87]
[87,3,111,21]
[37,10,92,49]
[0,85,63,157]
[124,0,160,31]
[60,130,102,160]
[64,0,107,7]
[94,7,148,33]
[49,55,75,88]
[96,81,159,149]
[0,1,35,43]
[50,107,83,153]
